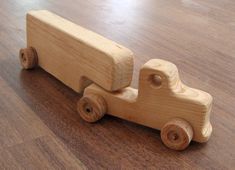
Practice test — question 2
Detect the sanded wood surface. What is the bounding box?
[27,10,134,92]
[83,59,212,144]
[0,0,234,169]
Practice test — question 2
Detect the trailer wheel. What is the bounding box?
[161,118,193,150]
[77,94,106,123]
[19,47,38,69]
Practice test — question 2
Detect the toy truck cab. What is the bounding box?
[79,59,213,150]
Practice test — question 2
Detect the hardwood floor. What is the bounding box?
[0,0,234,169]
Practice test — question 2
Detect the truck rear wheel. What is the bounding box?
[161,118,193,150]
[19,47,38,69]
[77,94,106,122]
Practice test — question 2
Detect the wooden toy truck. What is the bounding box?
[19,10,213,150]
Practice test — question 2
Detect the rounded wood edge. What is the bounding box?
[19,47,38,69]
[161,118,193,151]
[77,93,106,123]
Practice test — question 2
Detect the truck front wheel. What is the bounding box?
[77,94,106,123]
[19,47,38,69]
[161,118,193,150]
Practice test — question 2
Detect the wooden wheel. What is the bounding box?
[19,47,38,69]
[161,118,193,150]
[77,94,106,123]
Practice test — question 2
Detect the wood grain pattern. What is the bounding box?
[83,59,212,145]
[0,76,86,169]
[0,0,235,169]
[27,10,133,92]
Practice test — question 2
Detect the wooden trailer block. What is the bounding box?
[25,10,134,92]
[81,59,213,150]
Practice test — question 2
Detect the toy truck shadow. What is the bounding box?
[19,10,213,151]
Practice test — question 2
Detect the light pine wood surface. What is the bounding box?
[27,10,133,92]
[82,59,212,149]
[0,0,235,169]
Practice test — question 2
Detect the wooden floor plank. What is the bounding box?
[0,148,23,169]
[0,76,50,142]
[6,136,86,170]
[0,116,23,149]
[0,76,86,169]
